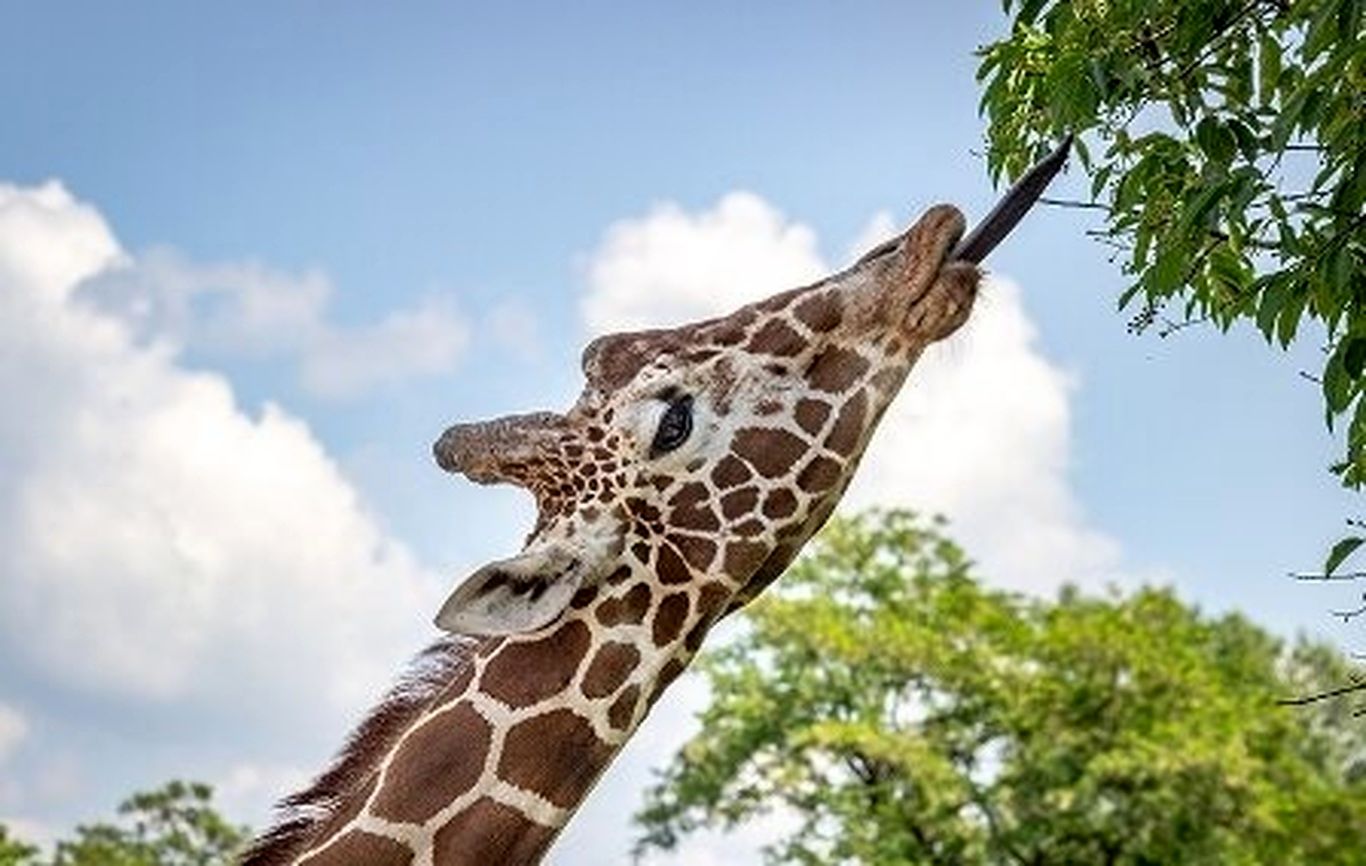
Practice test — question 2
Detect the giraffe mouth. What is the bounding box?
[870,204,976,345]
[432,411,566,484]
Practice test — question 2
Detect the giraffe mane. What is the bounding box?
[241,634,482,865]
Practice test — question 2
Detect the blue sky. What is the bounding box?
[0,3,1358,862]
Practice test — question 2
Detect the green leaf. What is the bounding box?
[1325,536,1366,576]
[1195,116,1236,167]
[1255,275,1289,340]
[1271,81,1312,151]
[1017,0,1048,26]
[1344,337,1366,379]
[1277,289,1307,348]
[1257,33,1282,105]
[1324,345,1354,417]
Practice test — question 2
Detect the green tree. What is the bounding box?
[50,781,246,866]
[976,0,1365,569]
[0,827,38,866]
[635,511,1366,865]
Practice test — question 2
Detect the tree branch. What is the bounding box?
[1278,679,1366,706]
[1291,572,1366,581]
[1040,197,1110,211]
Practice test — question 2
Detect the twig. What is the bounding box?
[1040,197,1111,211]
[1157,315,1210,338]
[1290,570,1366,581]
[1278,679,1366,706]
[1331,600,1366,622]
[1171,0,1277,81]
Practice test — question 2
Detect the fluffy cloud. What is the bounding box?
[582,191,827,333]
[84,246,469,400]
[0,181,438,717]
[580,192,1120,593]
[0,705,26,765]
[215,762,311,823]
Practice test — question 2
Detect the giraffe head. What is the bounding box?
[432,204,978,635]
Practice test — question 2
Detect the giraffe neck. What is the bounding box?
[286,557,735,866]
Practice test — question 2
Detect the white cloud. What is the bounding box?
[0,705,26,765]
[0,816,55,850]
[300,295,469,399]
[83,246,469,400]
[581,192,1121,593]
[482,297,543,363]
[0,181,438,715]
[582,191,827,333]
[843,209,898,265]
[841,279,1120,591]
[215,762,311,826]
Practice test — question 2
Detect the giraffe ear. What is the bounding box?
[434,545,587,636]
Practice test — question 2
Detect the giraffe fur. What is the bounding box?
[243,203,981,866]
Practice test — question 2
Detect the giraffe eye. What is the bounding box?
[651,394,694,456]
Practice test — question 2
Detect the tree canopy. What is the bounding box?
[0,827,38,866]
[0,782,245,866]
[976,0,1365,570]
[635,511,1366,865]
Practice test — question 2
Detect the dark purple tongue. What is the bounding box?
[951,135,1072,265]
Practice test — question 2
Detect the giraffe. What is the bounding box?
[241,203,977,866]
[242,131,1075,862]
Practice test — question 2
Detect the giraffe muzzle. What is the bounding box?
[433,411,566,485]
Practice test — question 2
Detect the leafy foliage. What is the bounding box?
[0,782,246,866]
[635,511,1366,865]
[976,0,1365,570]
[0,827,38,866]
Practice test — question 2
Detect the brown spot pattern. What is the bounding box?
[695,581,733,622]
[653,593,690,646]
[672,534,717,570]
[499,709,612,809]
[794,292,843,332]
[608,684,641,730]
[797,455,843,493]
[649,658,687,706]
[669,482,719,531]
[825,390,867,456]
[733,428,806,478]
[657,543,692,585]
[794,398,830,435]
[570,585,599,609]
[302,830,412,866]
[711,455,752,489]
[371,702,491,823]
[747,319,806,356]
[434,658,477,704]
[596,583,651,626]
[582,642,641,699]
[724,540,768,575]
[762,488,798,519]
[432,797,557,866]
[480,621,591,708]
[720,487,759,519]
[733,517,765,537]
[805,346,870,393]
